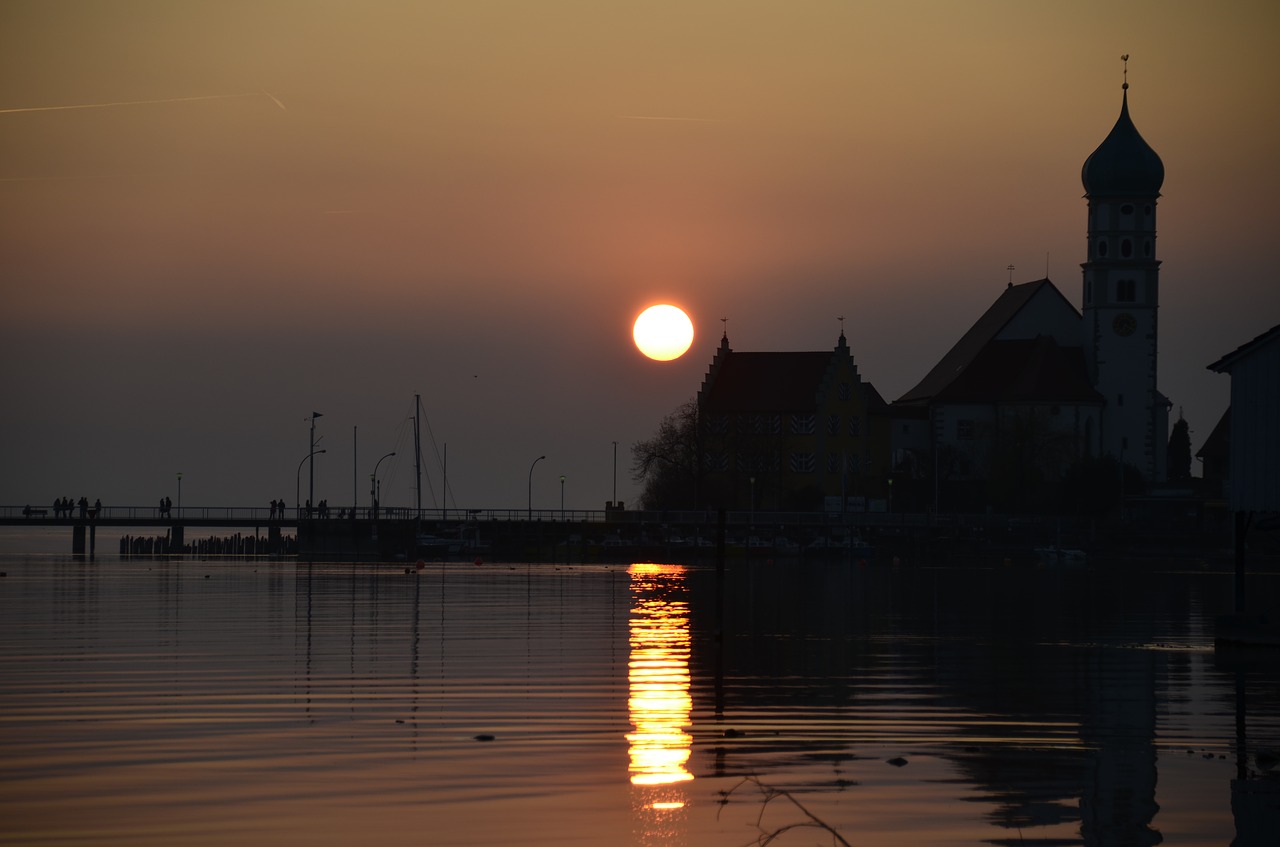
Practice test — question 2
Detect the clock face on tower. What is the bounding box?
[1113,313,1136,337]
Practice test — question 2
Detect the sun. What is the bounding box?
[633,305,694,361]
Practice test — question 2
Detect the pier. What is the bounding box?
[0,502,1238,564]
[2,503,904,561]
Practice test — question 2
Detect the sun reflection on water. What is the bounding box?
[627,562,694,820]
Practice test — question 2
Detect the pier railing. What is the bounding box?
[1,503,971,529]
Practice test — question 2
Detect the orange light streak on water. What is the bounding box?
[626,563,694,799]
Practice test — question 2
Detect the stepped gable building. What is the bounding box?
[893,72,1170,507]
[696,330,891,511]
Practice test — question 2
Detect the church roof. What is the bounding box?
[1081,87,1164,198]
[896,279,1078,404]
[932,337,1102,404]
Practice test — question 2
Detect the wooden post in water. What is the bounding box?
[1234,510,1247,614]
[714,507,726,725]
[715,508,726,637]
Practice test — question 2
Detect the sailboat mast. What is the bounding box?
[414,393,423,516]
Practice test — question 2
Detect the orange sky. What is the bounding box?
[2,1,1277,509]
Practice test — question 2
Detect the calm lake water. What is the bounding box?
[2,544,1279,846]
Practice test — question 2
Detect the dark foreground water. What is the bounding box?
[2,553,1279,846]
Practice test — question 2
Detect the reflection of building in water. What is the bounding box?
[686,562,1176,844]
[627,563,694,842]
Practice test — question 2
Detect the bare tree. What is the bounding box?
[631,398,700,510]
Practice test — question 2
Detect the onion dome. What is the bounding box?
[1081,86,1164,198]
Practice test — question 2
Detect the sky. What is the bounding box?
[2,1,1278,513]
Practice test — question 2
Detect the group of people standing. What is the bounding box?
[51,497,97,518]
[157,497,174,517]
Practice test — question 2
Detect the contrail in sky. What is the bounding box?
[616,114,721,123]
[0,90,286,115]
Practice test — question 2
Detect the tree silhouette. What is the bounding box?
[630,398,700,510]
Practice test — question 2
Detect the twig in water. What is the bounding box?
[717,775,854,847]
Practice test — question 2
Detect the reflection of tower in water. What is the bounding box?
[627,563,693,843]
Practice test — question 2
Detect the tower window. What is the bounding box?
[1085,279,1093,305]
[1121,203,1134,215]
[1116,279,1137,302]
[1098,240,1109,258]
[1144,240,1152,257]
[1121,239,1133,258]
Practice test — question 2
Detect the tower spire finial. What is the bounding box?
[837,315,845,338]
[1121,54,1130,91]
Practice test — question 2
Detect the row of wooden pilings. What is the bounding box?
[119,529,293,558]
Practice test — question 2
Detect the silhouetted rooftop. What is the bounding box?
[701,351,835,412]
[1207,323,1280,372]
[897,279,1079,404]
[933,336,1102,404]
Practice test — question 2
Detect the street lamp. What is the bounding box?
[560,474,566,521]
[308,411,323,517]
[371,451,395,517]
[176,472,183,518]
[297,449,326,519]
[611,441,618,506]
[528,455,545,521]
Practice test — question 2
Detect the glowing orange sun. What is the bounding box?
[633,305,694,361]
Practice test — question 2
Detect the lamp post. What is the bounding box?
[611,441,618,507]
[371,451,395,518]
[297,449,326,519]
[176,472,183,518]
[560,475,566,522]
[528,455,545,521]
[308,411,323,517]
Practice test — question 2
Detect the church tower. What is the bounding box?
[1081,59,1168,481]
